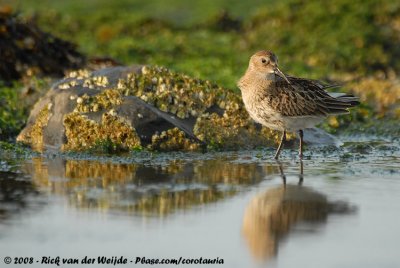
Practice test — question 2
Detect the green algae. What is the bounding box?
[337,119,400,137]
[0,141,32,157]
[1,76,53,141]
[0,83,29,140]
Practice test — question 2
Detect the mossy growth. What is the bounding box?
[89,138,130,154]
[17,103,52,151]
[0,141,30,156]
[149,127,200,152]
[62,111,141,152]
[0,82,31,140]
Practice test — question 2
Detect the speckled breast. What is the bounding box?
[241,91,284,131]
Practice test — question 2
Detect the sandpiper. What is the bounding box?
[238,50,359,159]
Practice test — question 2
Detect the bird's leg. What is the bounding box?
[274,130,286,160]
[277,161,286,186]
[298,159,304,185]
[298,129,304,159]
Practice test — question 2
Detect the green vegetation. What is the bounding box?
[0,82,27,140]
[89,138,131,155]
[0,77,51,141]
[5,0,400,86]
[1,0,400,143]
[0,140,29,155]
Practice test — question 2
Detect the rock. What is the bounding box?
[17,65,339,152]
[302,127,343,147]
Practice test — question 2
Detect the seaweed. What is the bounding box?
[0,12,85,83]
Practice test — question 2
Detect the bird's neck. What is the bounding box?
[238,69,274,94]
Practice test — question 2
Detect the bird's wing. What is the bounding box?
[267,76,359,117]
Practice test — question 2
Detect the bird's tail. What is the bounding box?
[326,93,360,115]
[335,93,360,106]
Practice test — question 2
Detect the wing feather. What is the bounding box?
[268,75,359,117]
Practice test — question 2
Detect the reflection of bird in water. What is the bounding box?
[242,161,355,261]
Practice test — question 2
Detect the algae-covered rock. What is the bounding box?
[62,112,141,151]
[17,65,337,152]
[149,127,200,151]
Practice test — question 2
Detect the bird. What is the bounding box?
[237,50,359,159]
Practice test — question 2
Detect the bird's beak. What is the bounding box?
[274,67,291,84]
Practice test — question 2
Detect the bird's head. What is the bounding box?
[248,50,290,84]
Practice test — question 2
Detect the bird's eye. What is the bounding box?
[261,58,268,64]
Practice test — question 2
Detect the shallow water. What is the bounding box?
[0,139,400,268]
